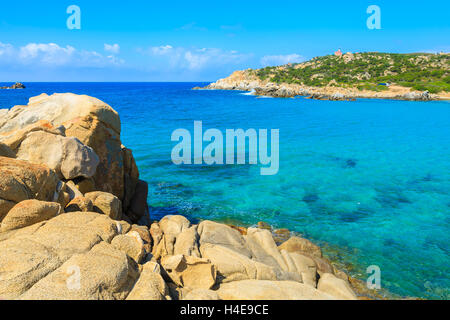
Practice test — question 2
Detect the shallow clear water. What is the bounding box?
[1,82,449,299]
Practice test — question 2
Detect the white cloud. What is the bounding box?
[0,42,124,67]
[104,43,120,54]
[151,45,173,55]
[260,54,305,67]
[143,45,252,70]
[19,43,76,66]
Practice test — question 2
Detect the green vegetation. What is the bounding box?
[254,52,450,93]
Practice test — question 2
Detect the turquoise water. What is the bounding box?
[1,83,449,299]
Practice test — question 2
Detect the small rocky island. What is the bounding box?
[0,82,26,89]
[0,93,382,300]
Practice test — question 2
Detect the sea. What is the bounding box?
[1,82,449,299]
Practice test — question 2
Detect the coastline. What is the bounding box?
[194,70,450,101]
[0,92,394,300]
[219,219,401,300]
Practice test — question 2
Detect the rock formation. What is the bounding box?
[0,93,146,223]
[0,82,25,89]
[0,93,362,300]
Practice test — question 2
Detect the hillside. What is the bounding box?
[199,52,450,100]
[256,52,449,93]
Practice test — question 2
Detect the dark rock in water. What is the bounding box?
[326,155,358,168]
[383,238,400,248]
[1,82,26,89]
[302,194,319,203]
[375,188,411,208]
[11,82,25,89]
[345,159,357,168]
[126,179,149,224]
[154,181,194,198]
[339,212,360,223]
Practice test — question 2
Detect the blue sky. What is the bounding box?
[0,0,449,81]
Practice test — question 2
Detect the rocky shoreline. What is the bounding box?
[1,93,388,300]
[194,70,450,101]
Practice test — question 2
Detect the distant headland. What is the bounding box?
[195,52,450,101]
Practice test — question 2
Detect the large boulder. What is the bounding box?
[278,236,323,258]
[0,157,60,220]
[130,225,152,254]
[0,93,120,142]
[0,120,64,151]
[281,250,317,287]
[217,280,335,300]
[317,273,357,300]
[85,191,122,220]
[200,243,280,283]
[0,199,61,232]
[173,226,200,257]
[127,262,170,300]
[160,255,217,290]
[19,242,139,300]
[22,212,119,260]
[0,237,63,299]
[278,236,332,277]
[111,232,146,264]
[0,93,141,215]
[16,131,99,180]
[0,212,120,299]
[246,228,289,271]
[153,215,190,258]
[198,220,251,257]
